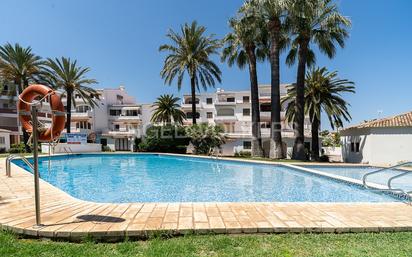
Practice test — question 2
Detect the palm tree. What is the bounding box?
[44,57,98,133]
[221,14,266,157]
[286,0,351,160]
[151,94,186,124]
[0,43,44,152]
[248,0,289,159]
[282,67,355,160]
[159,21,222,124]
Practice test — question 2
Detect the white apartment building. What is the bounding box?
[62,85,152,151]
[180,84,312,157]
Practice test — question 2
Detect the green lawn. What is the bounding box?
[1,231,411,257]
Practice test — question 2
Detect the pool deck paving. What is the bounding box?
[1,156,412,241]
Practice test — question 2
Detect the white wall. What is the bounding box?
[341,127,412,165]
[0,131,11,151]
[41,143,102,153]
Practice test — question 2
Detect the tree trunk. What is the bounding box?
[246,46,264,157]
[292,39,309,160]
[268,19,285,159]
[66,89,72,133]
[190,76,197,124]
[311,116,320,161]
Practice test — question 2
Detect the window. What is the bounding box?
[260,103,271,112]
[206,98,213,104]
[243,108,250,116]
[76,121,91,130]
[350,142,361,153]
[186,112,200,119]
[207,112,213,119]
[114,124,120,131]
[243,141,252,150]
[226,97,235,103]
[243,96,250,103]
[187,98,199,104]
[76,105,91,113]
[110,109,122,116]
[0,136,5,144]
[217,108,234,116]
[125,110,138,116]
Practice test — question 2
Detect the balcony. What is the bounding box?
[71,111,92,120]
[214,116,238,122]
[109,114,141,122]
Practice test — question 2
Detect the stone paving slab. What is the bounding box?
[1,157,412,241]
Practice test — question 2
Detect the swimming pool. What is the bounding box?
[301,165,412,192]
[12,154,399,203]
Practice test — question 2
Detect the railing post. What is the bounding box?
[31,105,42,226]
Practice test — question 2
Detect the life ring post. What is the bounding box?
[31,104,42,227]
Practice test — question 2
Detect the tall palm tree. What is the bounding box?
[282,67,355,160]
[221,14,266,157]
[159,21,222,124]
[0,43,44,152]
[249,0,289,159]
[286,0,351,160]
[44,57,98,133]
[151,94,186,124]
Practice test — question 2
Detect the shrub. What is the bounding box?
[133,137,141,152]
[234,151,251,158]
[185,123,226,155]
[102,145,113,152]
[319,155,330,162]
[139,125,190,154]
[8,143,26,154]
[0,147,6,154]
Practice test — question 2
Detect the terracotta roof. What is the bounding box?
[343,111,412,130]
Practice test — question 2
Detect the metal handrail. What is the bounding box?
[5,154,34,177]
[63,147,74,155]
[388,169,412,189]
[362,161,412,189]
[362,161,412,204]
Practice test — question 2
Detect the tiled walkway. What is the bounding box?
[1,158,411,241]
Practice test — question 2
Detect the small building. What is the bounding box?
[0,129,11,152]
[340,111,412,165]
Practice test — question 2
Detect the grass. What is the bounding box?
[1,231,412,257]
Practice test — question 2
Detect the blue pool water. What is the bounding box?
[302,165,412,192]
[13,154,400,203]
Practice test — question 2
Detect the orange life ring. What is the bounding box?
[18,84,66,142]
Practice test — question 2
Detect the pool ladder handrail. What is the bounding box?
[362,161,412,204]
[62,146,74,155]
[5,154,34,177]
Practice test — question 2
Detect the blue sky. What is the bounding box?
[1,0,412,129]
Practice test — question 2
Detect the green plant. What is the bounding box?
[234,151,252,158]
[43,57,98,133]
[319,155,330,162]
[133,137,142,152]
[185,123,226,155]
[8,143,26,153]
[0,43,44,152]
[151,94,186,124]
[102,145,112,152]
[286,0,351,160]
[221,10,267,157]
[159,21,222,124]
[139,125,190,154]
[282,67,354,160]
